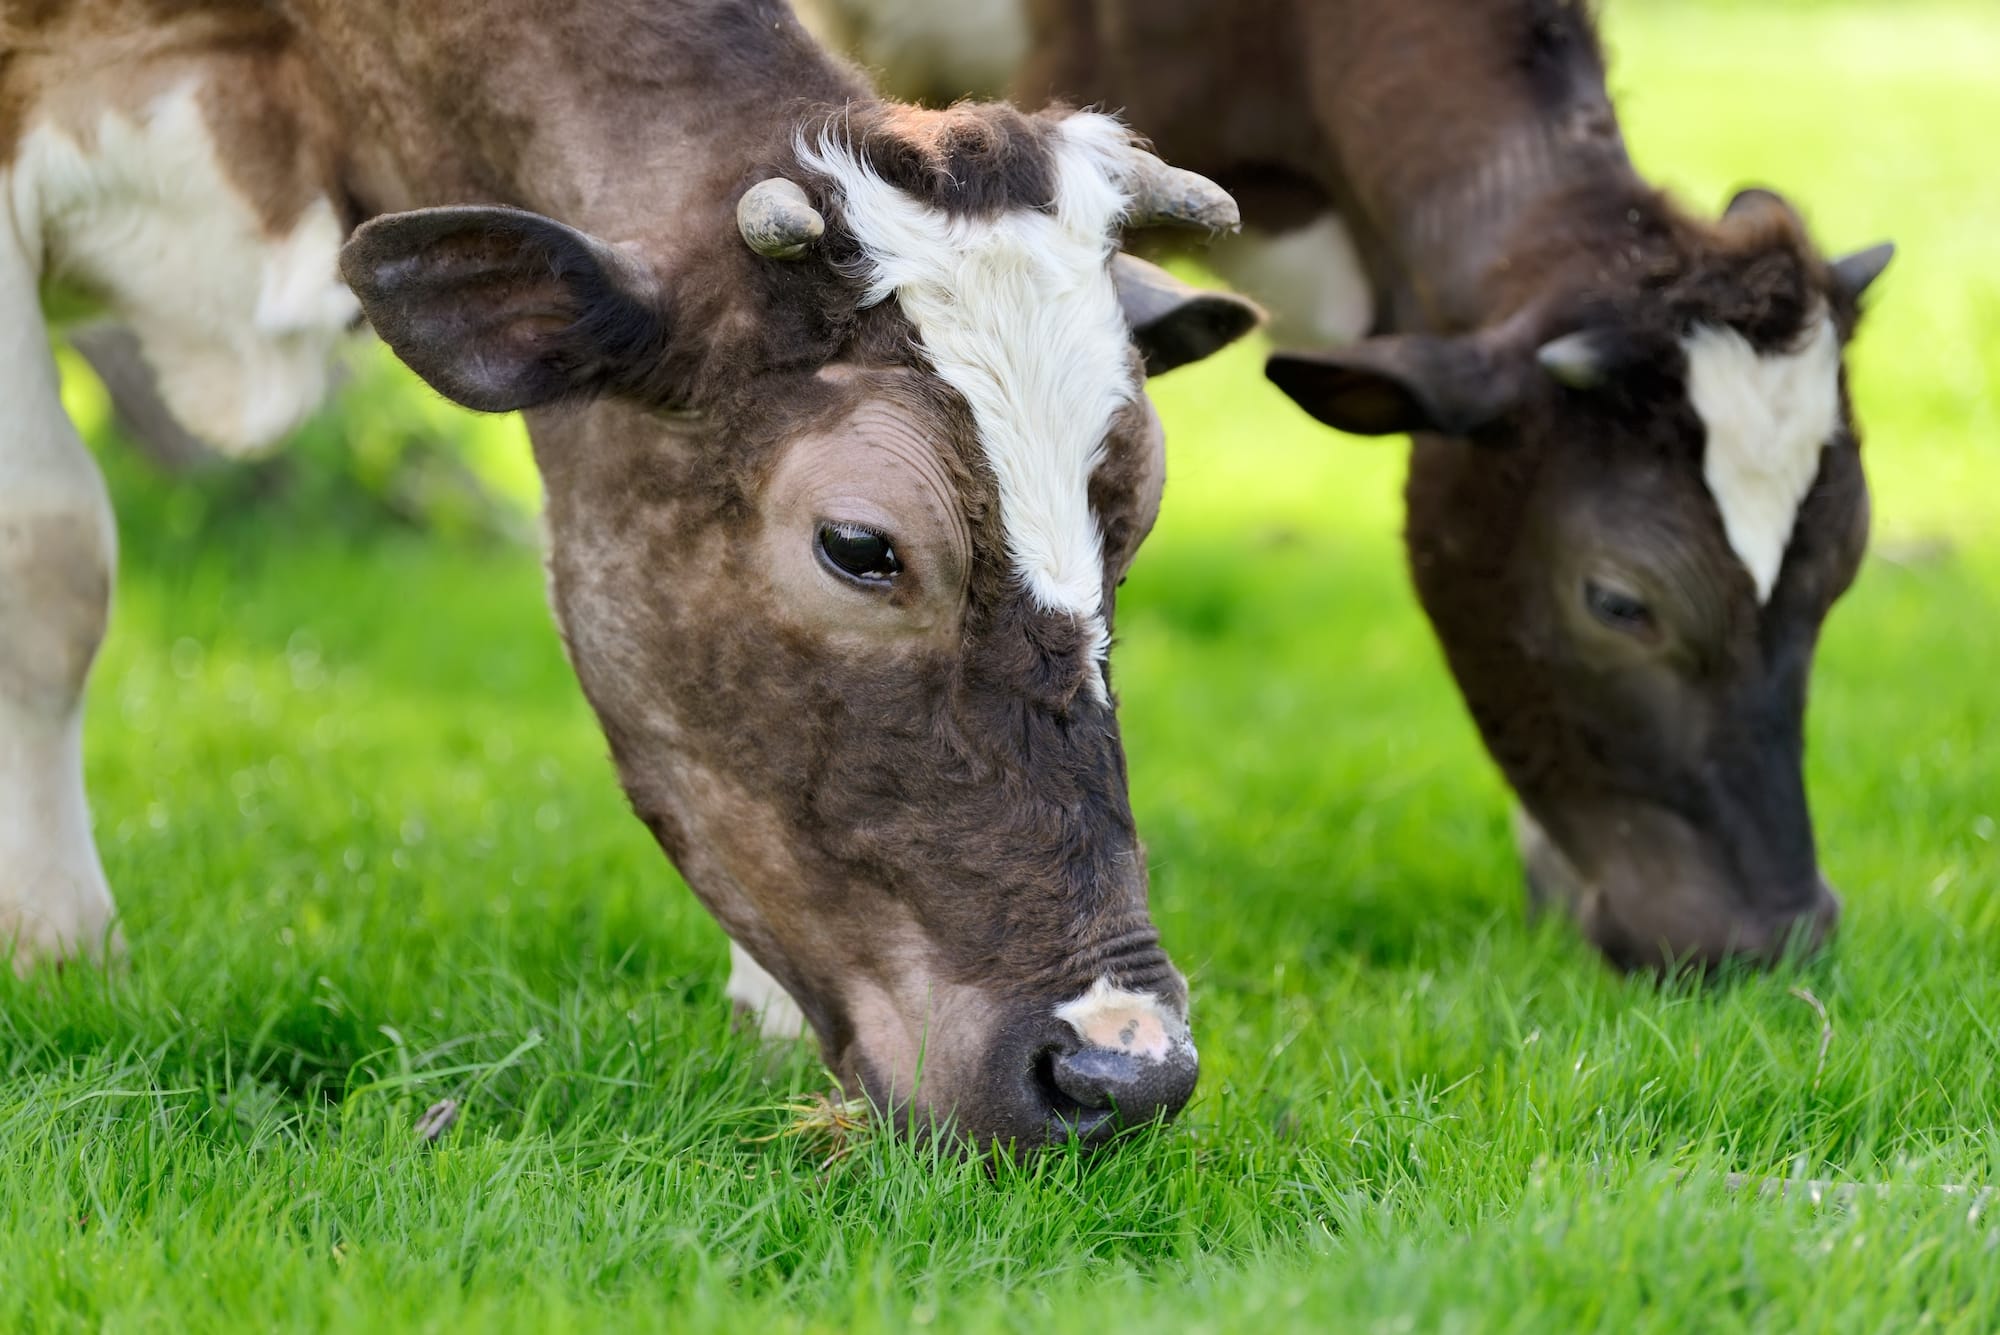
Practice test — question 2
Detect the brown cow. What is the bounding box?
[812,0,1895,970]
[0,0,1263,1146]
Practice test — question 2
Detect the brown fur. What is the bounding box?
[1015,0,1883,968]
[5,0,1248,1142]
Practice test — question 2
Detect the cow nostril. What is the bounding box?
[1033,1039,1198,1139]
[1029,1044,1091,1115]
[1048,1045,1131,1109]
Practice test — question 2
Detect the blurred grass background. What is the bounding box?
[7,1,1998,1329]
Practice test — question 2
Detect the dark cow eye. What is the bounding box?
[817,521,901,583]
[1583,577,1653,633]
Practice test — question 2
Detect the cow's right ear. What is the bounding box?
[341,206,668,413]
[1264,332,1531,437]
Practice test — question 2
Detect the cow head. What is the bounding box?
[1265,188,1891,971]
[340,105,1259,1146]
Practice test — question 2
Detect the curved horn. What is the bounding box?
[737,178,825,259]
[1123,155,1240,233]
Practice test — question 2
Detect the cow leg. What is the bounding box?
[0,200,121,974]
[1207,213,1376,349]
[726,941,809,1041]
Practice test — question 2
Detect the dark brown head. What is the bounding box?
[339,103,1259,1145]
[1266,187,1893,971]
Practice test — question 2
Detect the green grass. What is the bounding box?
[6,3,2000,1329]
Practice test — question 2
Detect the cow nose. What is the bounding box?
[1037,1039,1199,1140]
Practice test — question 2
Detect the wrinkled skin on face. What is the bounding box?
[340,104,1259,1146]
[540,373,1184,1137]
[1267,190,1888,971]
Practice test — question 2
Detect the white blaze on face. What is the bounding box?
[1054,976,1193,1064]
[796,114,1141,700]
[1685,313,1843,602]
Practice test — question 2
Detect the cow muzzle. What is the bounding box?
[960,977,1199,1147]
[1517,803,1843,971]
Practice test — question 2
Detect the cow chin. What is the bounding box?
[1514,804,1841,973]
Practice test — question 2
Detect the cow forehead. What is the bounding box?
[1684,311,1843,602]
[796,112,1139,702]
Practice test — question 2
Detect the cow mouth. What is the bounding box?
[1513,803,1841,970]
[1030,1047,1124,1143]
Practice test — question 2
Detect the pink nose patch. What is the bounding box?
[1054,977,1186,1063]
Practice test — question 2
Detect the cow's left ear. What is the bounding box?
[1113,254,1263,376]
[1265,330,1535,437]
[341,206,669,413]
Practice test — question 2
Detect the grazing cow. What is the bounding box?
[0,0,1263,1146]
[814,0,1895,969]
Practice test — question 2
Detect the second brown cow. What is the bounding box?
[811,0,1896,969]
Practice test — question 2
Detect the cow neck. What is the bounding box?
[1312,0,1642,335]
[280,0,869,250]
[1391,113,1638,333]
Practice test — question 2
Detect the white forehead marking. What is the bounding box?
[1685,312,1842,602]
[1054,976,1194,1065]
[797,113,1140,701]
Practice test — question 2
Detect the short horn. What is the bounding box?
[1830,242,1895,303]
[737,178,825,260]
[1536,331,1608,391]
[1123,156,1240,233]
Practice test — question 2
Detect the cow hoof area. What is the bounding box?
[3,894,125,980]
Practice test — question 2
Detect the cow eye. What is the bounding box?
[1583,577,1652,633]
[817,521,901,583]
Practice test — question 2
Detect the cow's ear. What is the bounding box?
[1265,332,1530,437]
[341,206,668,413]
[1113,254,1263,376]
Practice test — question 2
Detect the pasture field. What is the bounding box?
[5,2,1999,1329]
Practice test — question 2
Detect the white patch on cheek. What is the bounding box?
[1686,313,1843,602]
[1054,976,1193,1064]
[725,941,809,1041]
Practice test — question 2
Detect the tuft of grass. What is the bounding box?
[5,3,1999,1330]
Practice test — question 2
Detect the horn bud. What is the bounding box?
[737,178,825,259]
[1830,242,1895,304]
[1536,331,1608,391]
[1122,156,1240,234]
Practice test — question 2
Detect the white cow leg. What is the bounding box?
[1,193,121,975]
[1206,212,1377,349]
[725,941,809,1042]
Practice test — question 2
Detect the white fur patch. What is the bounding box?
[1054,976,1193,1065]
[1209,212,1374,347]
[1685,313,1842,601]
[15,82,357,454]
[726,941,810,1041]
[797,113,1142,700]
